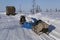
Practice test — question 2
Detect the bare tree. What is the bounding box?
[58,9,60,12]
[50,9,52,12]
[46,9,49,12]
[55,8,58,12]
[36,5,42,13]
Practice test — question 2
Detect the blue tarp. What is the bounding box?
[31,18,37,22]
[22,22,33,29]
[22,18,37,29]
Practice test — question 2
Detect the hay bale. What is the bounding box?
[6,6,16,16]
[32,20,49,35]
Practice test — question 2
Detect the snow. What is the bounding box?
[0,12,60,40]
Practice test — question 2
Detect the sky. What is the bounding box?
[0,0,60,12]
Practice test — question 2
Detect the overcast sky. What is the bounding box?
[0,0,60,12]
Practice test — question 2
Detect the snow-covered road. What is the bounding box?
[0,13,60,40]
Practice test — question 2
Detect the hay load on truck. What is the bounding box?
[6,6,16,16]
[32,20,49,35]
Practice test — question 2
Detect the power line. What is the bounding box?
[32,0,36,14]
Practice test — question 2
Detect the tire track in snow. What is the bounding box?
[15,27,26,40]
[22,28,33,40]
[28,29,44,40]
[4,30,9,40]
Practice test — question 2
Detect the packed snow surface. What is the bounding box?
[0,12,60,40]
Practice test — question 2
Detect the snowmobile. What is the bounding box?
[20,16,49,35]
